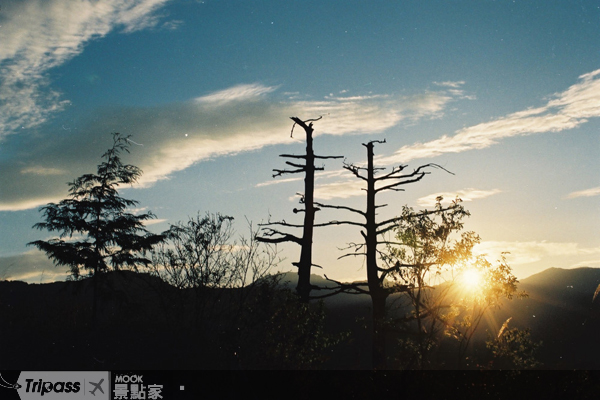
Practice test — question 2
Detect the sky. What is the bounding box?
[0,0,599,284]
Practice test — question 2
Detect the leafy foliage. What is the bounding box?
[484,318,542,370]
[383,197,524,369]
[28,132,165,279]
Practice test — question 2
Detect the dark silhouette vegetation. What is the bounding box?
[6,122,596,370]
[2,267,600,369]
[27,132,165,324]
[304,139,460,369]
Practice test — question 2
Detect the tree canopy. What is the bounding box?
[28,132,165,279]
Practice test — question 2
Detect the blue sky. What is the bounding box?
[0,0,599,283]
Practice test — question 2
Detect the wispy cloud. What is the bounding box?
[0,0,171,140]
[195,83,278,105]
[0,250,67,283]
[161,19,184,31]
[313,180,365,201]
[474,240,600,265]
[416,188,502,207]
[256,176,304,188]
[379,69,600,164]
[567,186,600,199]
[20,166,67,176]
[0,83,463,211]
[568,259,600,269]
[0,197,69,212]
[142,218,168,226]
[296,91,459,136]
[257,169,346,189]
[433,81,466,88]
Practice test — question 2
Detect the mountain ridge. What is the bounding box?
[2,266,599,369]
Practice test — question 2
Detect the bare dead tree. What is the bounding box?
[257,117,342,303]
[310,139,454,369]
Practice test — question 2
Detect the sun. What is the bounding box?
[460,268,483,291]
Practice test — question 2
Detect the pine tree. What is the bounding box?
[28,132,165,323]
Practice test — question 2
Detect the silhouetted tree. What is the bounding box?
[28,132,165,324]
[311,140,453,369]
[146,214,347,369]
[383,198,525,369]
[257,117,342,303]
[147,212,279,328]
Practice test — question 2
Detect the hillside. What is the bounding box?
[1,267,600,369]
[280,268,600,369]
[497,267,600,369]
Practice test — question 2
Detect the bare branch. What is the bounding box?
[272,168,304,178]
[314,201,366,217]
[374,164,409,181]
[375,173,428,193]
[290,116,322,137]
[363,139,386,147]
[343,163,368,181]
[307,275,371,299]
[374,163,454,192]
[259,220,304,228]
[285,161,307,169]
[256,228,302,245]
[301,116,323,123]
[338,241,365,251]
[314,155,344,160]
[313,220,365,228]
[279,154,307,159]
[337,252,367,260]
[376,216,402,229]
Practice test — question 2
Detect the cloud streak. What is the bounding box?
[0,250,67,283]
[567,187,600,199]
[0,83,462,211]
[0,0,171,139]
[378,69,600,164]
[416,188,502,207]
[474,240,600,266]
[313,180,365,201]
[195,83,278,105]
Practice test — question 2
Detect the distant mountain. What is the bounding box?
[495,267,600,369]
[521,266,600,290]
[296,267,600,369]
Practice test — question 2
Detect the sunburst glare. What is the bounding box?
[460,268,483,292]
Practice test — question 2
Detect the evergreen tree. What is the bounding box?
[28,132,165,323]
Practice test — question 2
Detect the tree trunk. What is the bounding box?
[92,263,98,327]
[371,292,388,369]
[297,121,316,303]
[365,142,388,369]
